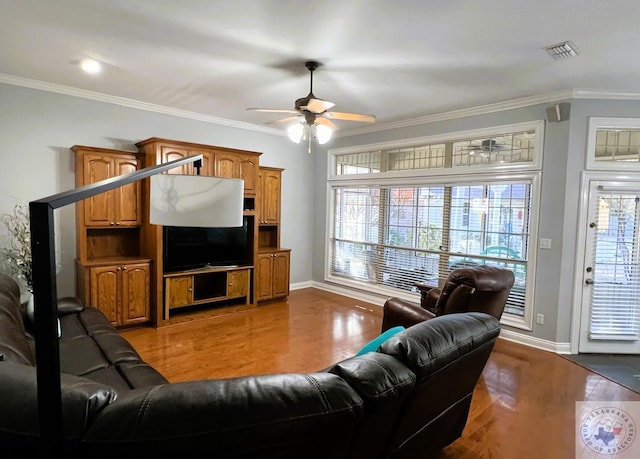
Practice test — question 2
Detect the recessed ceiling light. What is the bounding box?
[80,58,102,74]
[543,41,579,60]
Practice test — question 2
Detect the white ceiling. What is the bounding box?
[1,0,639,134]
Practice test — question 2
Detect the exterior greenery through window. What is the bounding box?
[328,125,541,323]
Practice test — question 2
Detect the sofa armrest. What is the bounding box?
[382,297,435,332]
[57,297,84,315]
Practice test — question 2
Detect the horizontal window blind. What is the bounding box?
[330,182,531,316]
[589,189,640,340]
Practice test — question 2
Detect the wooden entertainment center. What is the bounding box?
[73,138,290,328]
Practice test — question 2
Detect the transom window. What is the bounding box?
[335,129,536,176]
[587,117,640,170]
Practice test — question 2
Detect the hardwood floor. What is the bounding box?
[121,288,640,458]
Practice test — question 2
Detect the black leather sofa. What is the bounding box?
[0,272,500,458]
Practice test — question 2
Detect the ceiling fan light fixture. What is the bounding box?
[314,123,332,145]
[287,123,304,143]
[250,59,374,151]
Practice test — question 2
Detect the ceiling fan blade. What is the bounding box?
[316,117,339,130]
[265,116,303,125]
[304,98,335,114]
[324,111,376,123]
[247,108,299,114]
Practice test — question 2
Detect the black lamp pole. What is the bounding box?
[29,155,203,456]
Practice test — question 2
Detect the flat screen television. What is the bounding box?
[163,216,249,272]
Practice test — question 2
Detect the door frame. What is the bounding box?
[570,171,640,353]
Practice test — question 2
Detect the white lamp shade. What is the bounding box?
[150,174,244,227]
[287,123,304,143]
[315,124,332,145]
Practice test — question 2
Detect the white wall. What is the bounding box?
[0,83,315,297]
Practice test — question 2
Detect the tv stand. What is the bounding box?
[163,265,252,320]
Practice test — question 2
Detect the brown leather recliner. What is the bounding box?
[382,265,515,331]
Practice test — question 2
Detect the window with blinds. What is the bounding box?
[589,189,640,340]
[329,181,532,316]
[328,122,542,327]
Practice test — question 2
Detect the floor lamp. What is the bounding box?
[29,154,244,455]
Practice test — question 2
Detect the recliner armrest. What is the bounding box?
[382,297,435,332]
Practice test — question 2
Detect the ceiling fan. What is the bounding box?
[460,139,509,157]
[247,61,376,151]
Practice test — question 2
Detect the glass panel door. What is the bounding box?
[579,181,640,353]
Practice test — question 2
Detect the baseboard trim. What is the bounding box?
[499,329,571,354]
[298,281,570,355]
[306,281,387,307]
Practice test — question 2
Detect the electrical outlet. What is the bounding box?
[536,313,544,325]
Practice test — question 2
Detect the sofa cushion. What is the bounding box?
[58,306,168,390]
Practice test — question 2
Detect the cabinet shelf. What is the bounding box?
[82,256,152,266]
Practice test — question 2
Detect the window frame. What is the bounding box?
[326,121,544,331]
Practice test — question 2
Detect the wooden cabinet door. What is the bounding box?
[259,169,281,224]
[120,263,150,325]
[238,154,258,195]
[273,251,290,298]
[191,150,214,176]
[84,154,116,226]
[165,275,194,308]
[114,157,141,226]
[256,254,274,301]
[161,146,193,175]
[227,269,249,299]
[90,265,119,326]
[82,153,141,227]
[214,152,237,179]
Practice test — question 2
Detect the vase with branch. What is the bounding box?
[1,203,33,293]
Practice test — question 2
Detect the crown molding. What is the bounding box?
[0,73,285,136]
[336,89,576,138]
[336,88,640,138]
[572,89,640,100]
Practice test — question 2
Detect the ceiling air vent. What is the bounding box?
[544,41,579,60]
